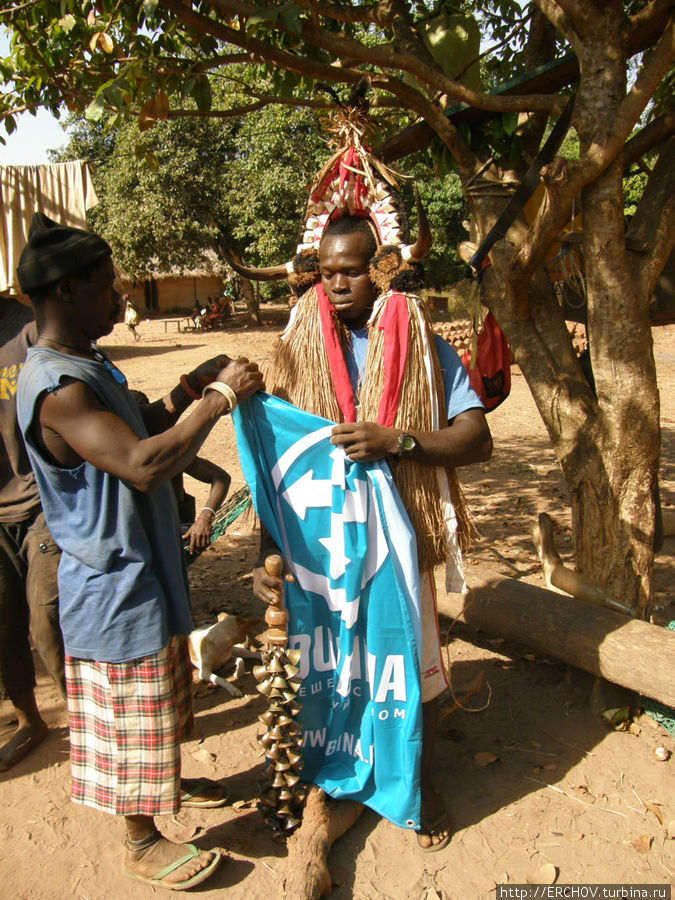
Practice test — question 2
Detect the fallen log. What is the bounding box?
[283,787,363,899]
[438,566,675,709]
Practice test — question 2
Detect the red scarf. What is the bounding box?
[316,284,409,427]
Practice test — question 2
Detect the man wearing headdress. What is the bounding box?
[15,212,264,889]
[239,100,492,852]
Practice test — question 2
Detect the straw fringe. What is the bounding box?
[359,294,473,570]
[267,286,347,423]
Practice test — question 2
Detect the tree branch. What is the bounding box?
[535,0,573,42]
[623,107,675,169]
[520,8,560,162]
[301,16,564,114]
[513,18,674,283]
[512,14,675,284]
[9,19,70,100]
[177,0,565,115]
[552,0,601,36]
[163,95,361,118]
[581,20,675,177]
[291,0,378,25]
[627,135,675,298]
[0,0,41,16]
[160,0,367,86]
[377,0,437,70]
[203,0,378,26]
[369,73,477,177]
[628,0,675,42]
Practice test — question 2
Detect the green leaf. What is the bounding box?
[101,78,125,107]
[134,142,147,161]
[279,4,303,35]
[502,113,518,137]
[246,8,280,30]
[181,75,196,99]
[458,120,472,147]
[58,14,76,33]
[99,32,114,54]
[145,150,160,173]
[190,75,211,113]
[4,114,16,135]
[142,0,159,19]
[85,94,106,122]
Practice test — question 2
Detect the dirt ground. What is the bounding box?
[1,308,674,899]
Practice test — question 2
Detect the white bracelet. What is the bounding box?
[202,381,238,412]
[201,506,216,517]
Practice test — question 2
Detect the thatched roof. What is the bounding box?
[118,249,232,281]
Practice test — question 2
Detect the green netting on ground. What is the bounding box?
[641,620,675,736]
[184,485,252,565]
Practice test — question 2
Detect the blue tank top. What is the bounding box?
[17,345,192,663]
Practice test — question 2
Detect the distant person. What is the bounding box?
[123,294,140,341]
[0,297,65,773]
[16,212,264,890]
[191,303,206,330]
[203,296,231,331]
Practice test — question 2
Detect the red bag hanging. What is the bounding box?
[461,311,511,412]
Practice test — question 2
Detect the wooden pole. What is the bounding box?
[438,566,675,708]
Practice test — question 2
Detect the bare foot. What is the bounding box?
[124,834,221,888]
[416,784,451,852]
[0,719,48,772]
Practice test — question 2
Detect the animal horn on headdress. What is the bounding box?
[219,247,293,282]
[400,184,432,262]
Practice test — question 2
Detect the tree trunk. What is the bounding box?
[572,11,660,615]
[226,248,261,324]
[463,7,664,618]
[239,275,261,325]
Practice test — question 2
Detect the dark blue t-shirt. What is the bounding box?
[17,346,192,663]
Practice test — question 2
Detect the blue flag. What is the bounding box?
[233,392,422,829]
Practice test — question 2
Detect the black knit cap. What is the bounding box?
[17,212,112,294]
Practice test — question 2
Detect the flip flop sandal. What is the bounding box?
[124,844,223,891]
[416,812,452,853]
[180,778,230,808]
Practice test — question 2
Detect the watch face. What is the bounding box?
[399,433,416,454]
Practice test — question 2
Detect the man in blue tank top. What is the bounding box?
[16,212,264,891]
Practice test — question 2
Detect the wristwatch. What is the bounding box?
[396,432,418,456]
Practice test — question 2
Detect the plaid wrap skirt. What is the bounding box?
[65,635,194,817]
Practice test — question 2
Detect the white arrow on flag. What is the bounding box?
[281,469,333,519]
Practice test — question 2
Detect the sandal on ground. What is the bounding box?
[124,843,222,891]
[416,811,452,853]
[180,777,230,808]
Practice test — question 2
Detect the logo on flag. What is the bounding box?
[233,392,422,829]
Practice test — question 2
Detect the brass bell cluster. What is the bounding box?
[255,554,305,838]
[254,646,305,836]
